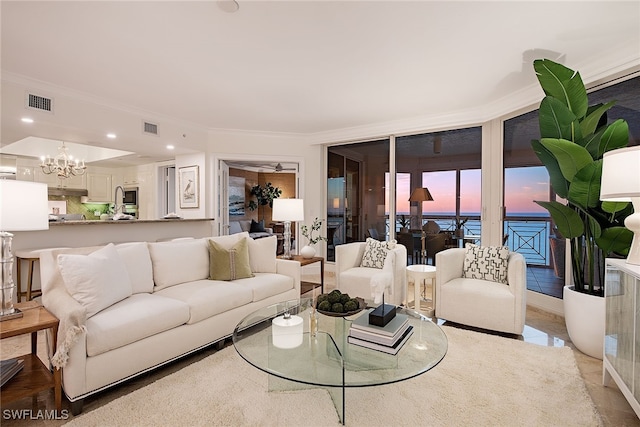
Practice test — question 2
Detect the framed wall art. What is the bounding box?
[179,165,199,208]
[228,176,245,216]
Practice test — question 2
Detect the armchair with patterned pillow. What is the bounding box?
[435,245,527,335]
[335,239,407,306]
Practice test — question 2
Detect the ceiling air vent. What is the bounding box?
[26,93,53,113]
[143,121,158,136]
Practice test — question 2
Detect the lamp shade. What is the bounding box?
[0,180,49,231]
[601,146,640,201]
[409,187,434,202]
[272,198,304,222]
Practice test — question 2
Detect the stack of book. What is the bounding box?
[1,358,25,387]
[348,309,413,355]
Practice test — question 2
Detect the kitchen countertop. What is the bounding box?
[49,218,214,226]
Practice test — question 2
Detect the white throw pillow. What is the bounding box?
[148,239,209,290]
[208,232,249,249]
[360,238,397,269]
[115,242,154,294]
[248,235,277,273]
[462,243,510,284]
[57,243,133,318]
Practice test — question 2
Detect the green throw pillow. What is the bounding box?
[208,237,254,281]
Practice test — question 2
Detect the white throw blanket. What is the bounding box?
[370,251,394,304]
[40,247,96,368]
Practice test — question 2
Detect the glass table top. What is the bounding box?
[232,298,448,388]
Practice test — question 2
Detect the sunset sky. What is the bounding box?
[387,166,550,216]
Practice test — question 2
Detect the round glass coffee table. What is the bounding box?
[232,298,447,425]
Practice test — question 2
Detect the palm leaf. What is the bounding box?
[596,227,633,256]
[599,119,630,157]
[535,200,583,238]
[567,161,602,208]
[531,139,569,198]
[539,96,577,141]
[533,59,588,118]
[601,200,630,215]
[540,138,593,182]
[580,101,615,137]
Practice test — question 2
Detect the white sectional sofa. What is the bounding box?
[39,232,300,414]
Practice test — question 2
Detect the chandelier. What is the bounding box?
[40,142,87,178]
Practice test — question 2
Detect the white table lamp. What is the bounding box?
[272,198,304,259]
[0,180,49,316]
[601,146,640,265]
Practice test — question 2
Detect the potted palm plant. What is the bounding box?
[531,59,633,358]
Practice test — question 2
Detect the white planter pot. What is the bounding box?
[563,285,605,359]
[300,245,316,259]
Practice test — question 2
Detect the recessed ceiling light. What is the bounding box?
[21,117,34,123]
[166,145,175,150]
[106,133,116,139]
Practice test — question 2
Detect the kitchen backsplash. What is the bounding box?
[48,196,110,220]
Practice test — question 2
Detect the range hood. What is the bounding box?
[48,187,88,197]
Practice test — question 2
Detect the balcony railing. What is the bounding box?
[394,215,553,267]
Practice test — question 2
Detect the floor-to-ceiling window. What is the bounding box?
[396,127,482,254]
[327,139,389,262]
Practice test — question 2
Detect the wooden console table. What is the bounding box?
[0,302,62,412]
[279,255,324,295]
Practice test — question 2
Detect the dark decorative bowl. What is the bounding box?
[316,297,365,317]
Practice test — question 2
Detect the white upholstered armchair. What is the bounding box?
[335,241,407,306]
[435,247,527,335]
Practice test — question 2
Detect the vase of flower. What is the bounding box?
[301,217,327,259]
[300,245,316,259]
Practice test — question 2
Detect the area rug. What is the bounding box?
[64,325,602,427]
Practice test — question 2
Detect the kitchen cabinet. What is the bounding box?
[85,173,112,202]
[603,258,640,418]
[123,171,139,185]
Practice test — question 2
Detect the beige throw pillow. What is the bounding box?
[208,237,254,281]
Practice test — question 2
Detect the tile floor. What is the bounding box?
[527,265,565,299]
[1,272,638,426]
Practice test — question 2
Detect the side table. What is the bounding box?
[406,265,436,317]
[0,301,62,412]
[279,255,324,295]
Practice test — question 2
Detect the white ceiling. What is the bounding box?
[1,1,639,166]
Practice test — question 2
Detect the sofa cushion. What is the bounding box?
[115,242,154,294]
[234,272,294,302]
[339,267,385,300]
[85,293,190,357]
[360,238,397,269]
[58,243,133,318]
[208,237,254,280]
[148,239,209,290]
[229,221,243,234]
[462,243,510,284]
[209,232,250,248]
[155,279,253,324]
[248,235,277,273]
